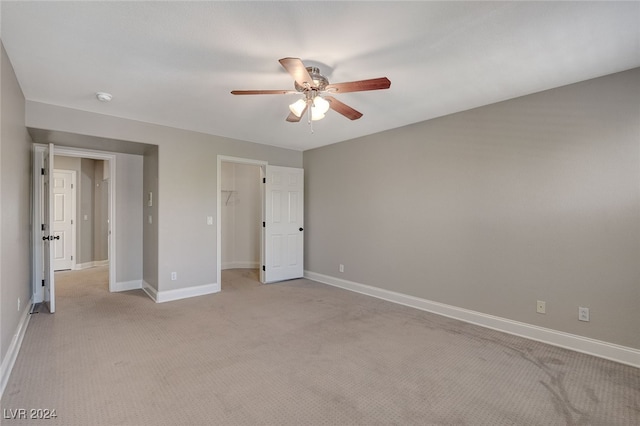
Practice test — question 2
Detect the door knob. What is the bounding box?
[299,227,304,231]
[42,235,60,241]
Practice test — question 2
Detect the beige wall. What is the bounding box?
[0,43,32,366]
[304,68,640,349]
[25,101,303,293]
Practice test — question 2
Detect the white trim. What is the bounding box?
[74,260,110,271]
[217,155,268,288]
[74,262,95,271]
[142,280,219,303]
[114,279,142,292]
[0,298,33,399]
[32,145,46,303]
[222,261,260,270]
[142,280,158,302]
[304,271,640,368]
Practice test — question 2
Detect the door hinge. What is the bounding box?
[41,223,46,231]
[71,219,73,225]
[262,265,266,271]
[71,255,73,261]
[263,221,265,228]
[42,279,45,287]
[263,177,266,184]
[41,168,45,175]
[71,184,74,189]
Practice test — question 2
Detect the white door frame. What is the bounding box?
[32,144,117,302]
[52,168,77,271]
[217,155,267,287]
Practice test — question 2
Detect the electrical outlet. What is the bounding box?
[171,272,177,281]
[339,264,344,273]
[536,300,546,314]
[578,307,590,322]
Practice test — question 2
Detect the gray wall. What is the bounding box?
[0,43,32,366]
[94,160,108,262]
[304,68,640,350]
[80,158,95,264]
[25,102,302,293]
[116,153,143,284]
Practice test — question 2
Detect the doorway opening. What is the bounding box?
[218,156,266,289]
[32,144,117,309]
[216,155,305,289]
[53,155,111,289]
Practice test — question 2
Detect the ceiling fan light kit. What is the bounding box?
[231,57,390,129]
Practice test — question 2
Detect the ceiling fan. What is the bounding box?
[231,57,391,123]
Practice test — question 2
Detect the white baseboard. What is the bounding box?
[222,261,259,270]
[142,280,220,303]
[304,271,640,368]
[1,299,33,399]
[142,280,158,302]
[74,260,109,271]
[113,279,142,292]
[74,262,93,270]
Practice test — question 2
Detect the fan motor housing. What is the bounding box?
[294,67,329,92]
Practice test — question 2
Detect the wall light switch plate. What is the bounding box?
[207,216,213,225]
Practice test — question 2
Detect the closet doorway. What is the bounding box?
[218,157,265,288]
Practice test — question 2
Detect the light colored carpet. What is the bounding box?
[1,267,638,425]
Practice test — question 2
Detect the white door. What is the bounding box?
[263,165,304,283]
[53,170,75,271]
[43,143,55,313]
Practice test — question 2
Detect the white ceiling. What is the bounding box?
[2,1,639,151]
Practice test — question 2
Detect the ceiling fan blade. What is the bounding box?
[325,77,391,94]
[286,105,308,122]
[231,90,297,95]
[279,57,315,89]
[325,96,363,120]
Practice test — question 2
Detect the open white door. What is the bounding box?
[262,165,304,283]
[43,143,56,313]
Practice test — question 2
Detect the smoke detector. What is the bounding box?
[96,92,112,102]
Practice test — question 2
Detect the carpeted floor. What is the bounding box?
[1,267,638,425]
